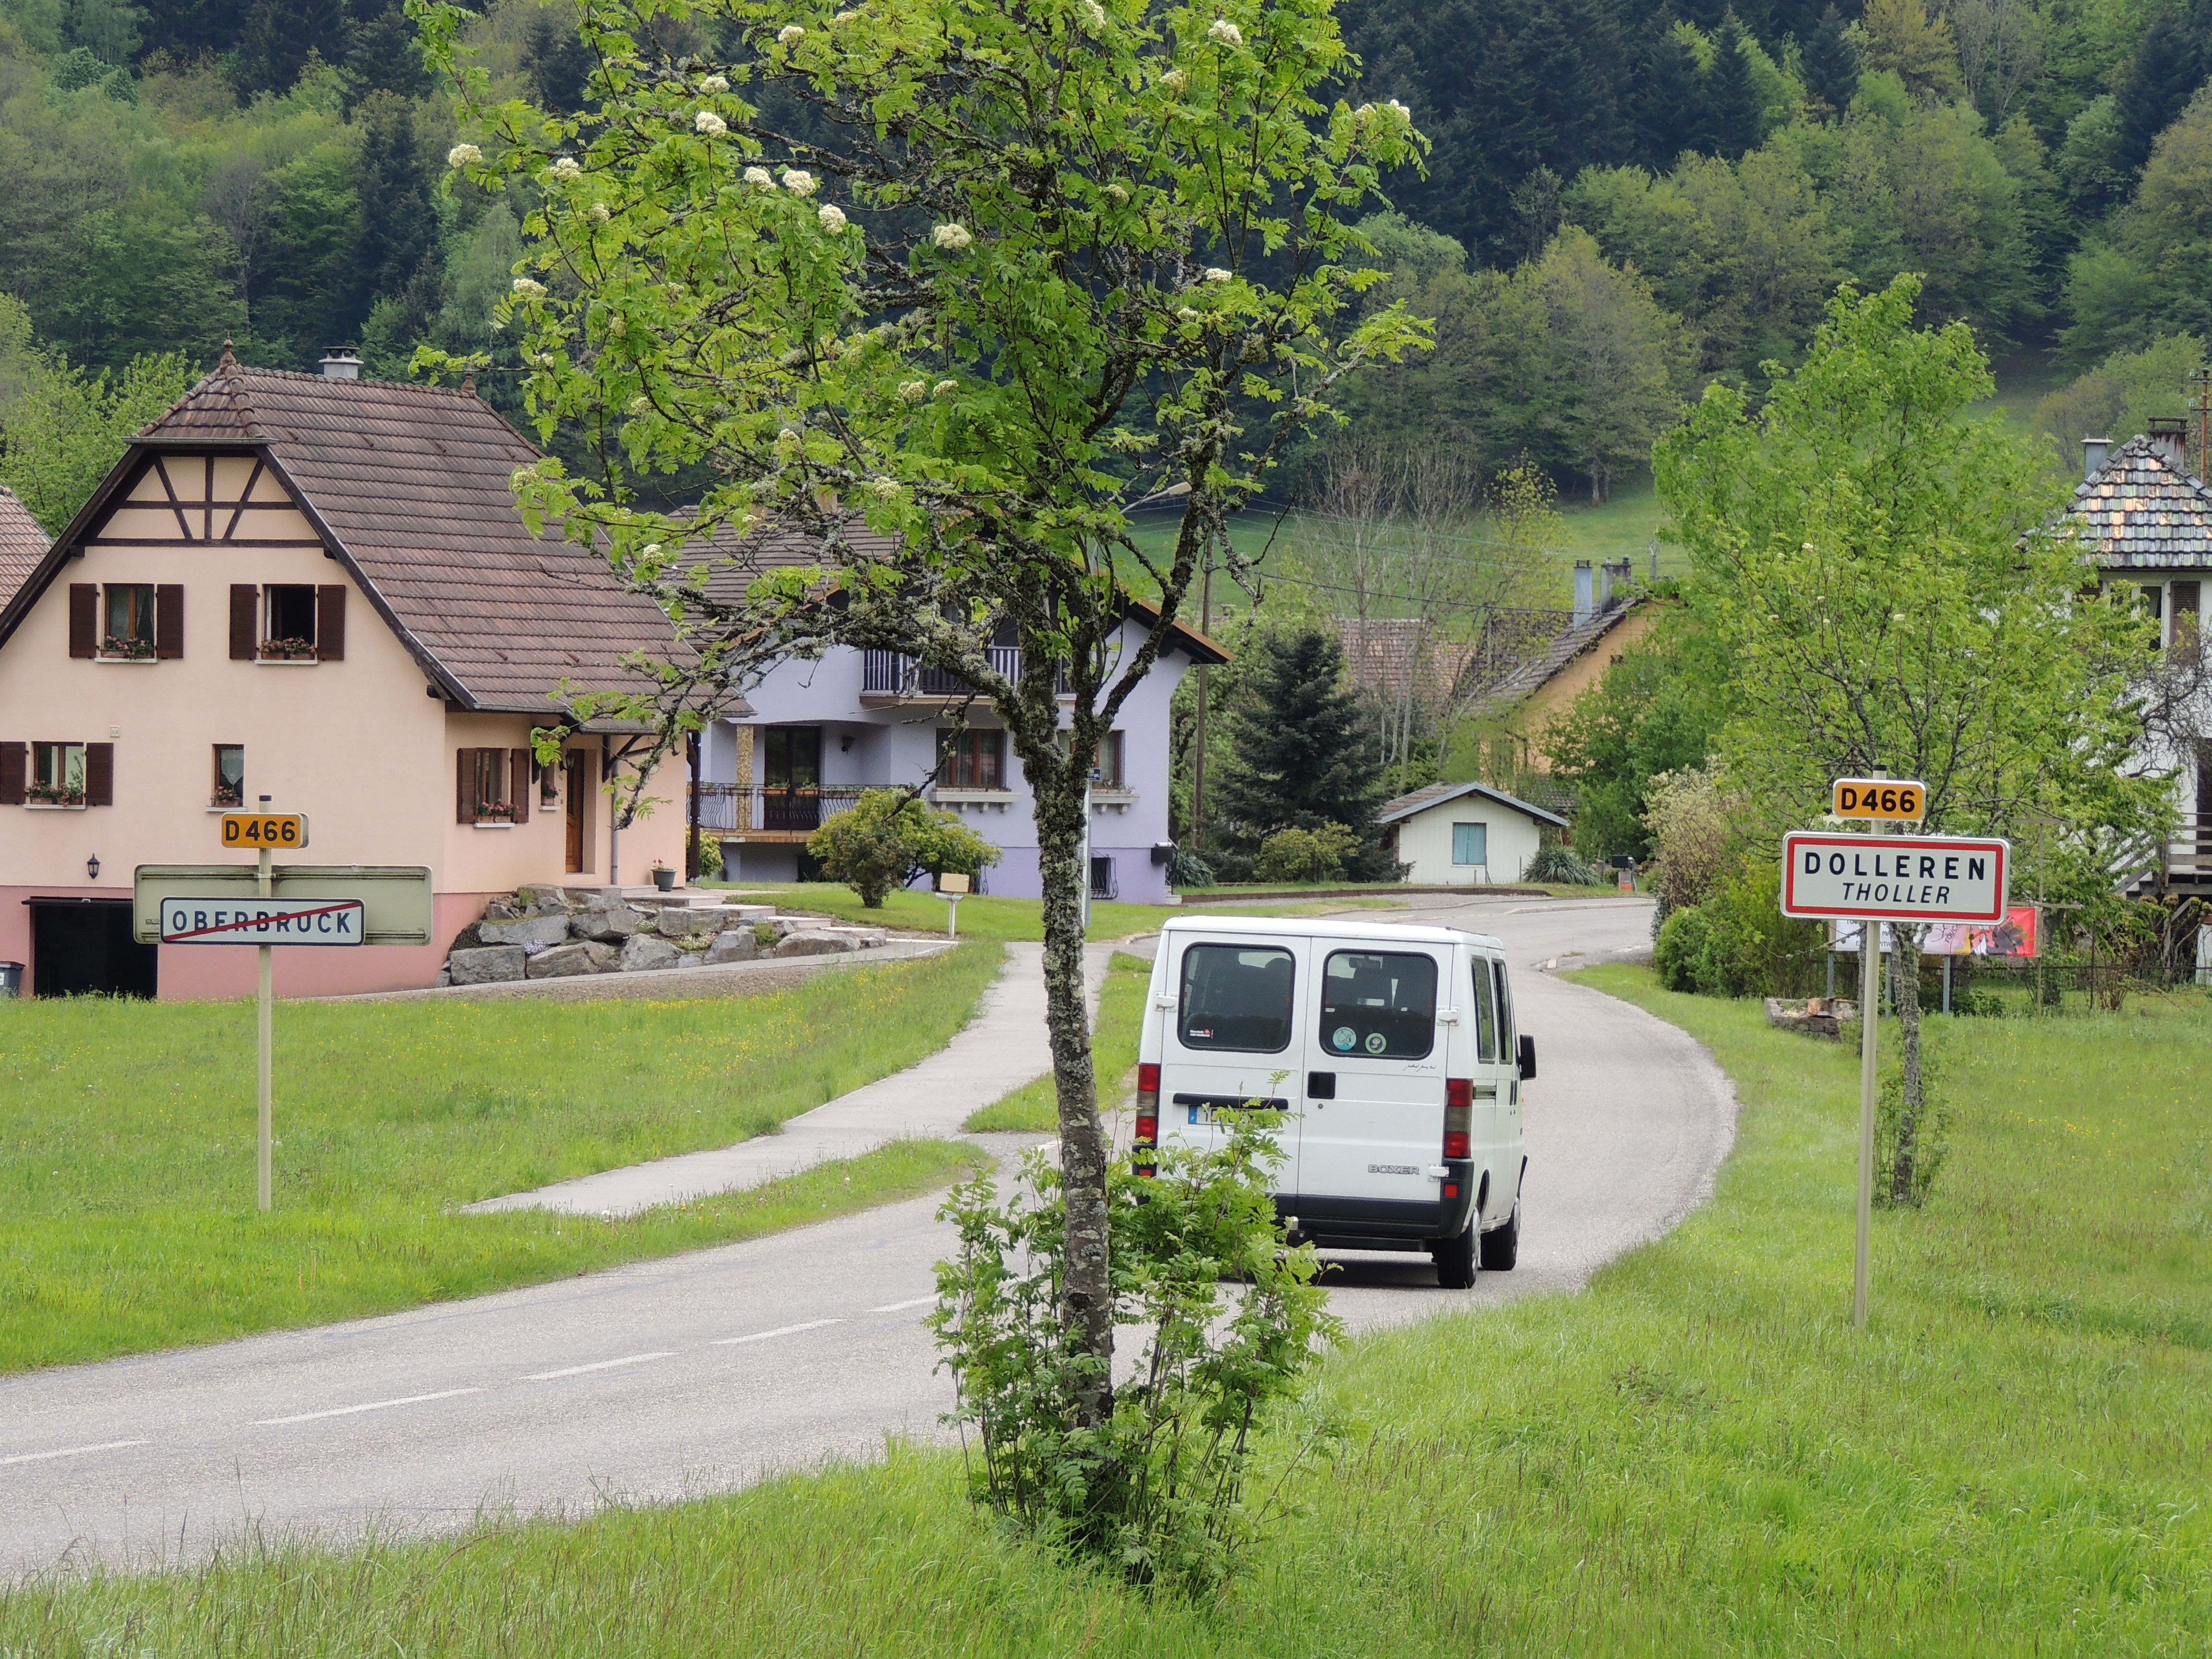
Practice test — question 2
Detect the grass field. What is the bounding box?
[712,881,1398,942]
[0,944,1001,1374]
[14,970,2209,1652]
[963,950,1152,1132]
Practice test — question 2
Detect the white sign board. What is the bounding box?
[158,896,365,946]
[1780,831,2009,924]
[134,865,433,946]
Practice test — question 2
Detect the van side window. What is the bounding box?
[1471,956,1498,1063]
[1321,951,1438,1059]
[1178,945,1295,1052]
[1492,960,1515,1054]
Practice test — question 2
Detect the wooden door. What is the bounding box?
[565,750,588,873]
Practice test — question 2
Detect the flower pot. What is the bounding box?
[653,867,676,892]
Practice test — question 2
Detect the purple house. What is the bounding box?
[690,527,1225,906]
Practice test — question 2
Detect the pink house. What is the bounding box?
[0,351,700,999]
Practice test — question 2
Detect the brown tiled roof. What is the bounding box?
[2065,433,2212,568]
[126,365,698,715]
[0,485,48,611]
[1466,598,1645,717]
[1336,617,1475,704]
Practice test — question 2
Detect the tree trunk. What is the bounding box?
[1891,924,1923,1203]
[1034,765,1113,1423]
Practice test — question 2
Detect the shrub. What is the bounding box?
[931,1116,1339,1598]
[807,789,1000,907]
[1876,1039,1951,1207]
[1655,903,1716,993]
[1166,847,1215,889]
[1525,844,1605,886]
[1252,821,1360,883]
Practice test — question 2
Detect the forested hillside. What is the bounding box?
[2,0,2211,519]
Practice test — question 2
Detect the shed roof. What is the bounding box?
[2065,432,2212,569]
[0,484,49,612]
[1,361,712,719]
[1376,777,1569,830]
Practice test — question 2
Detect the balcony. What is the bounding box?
[860,647,1022,701]
[691,783,868,842]
[2157,813,2212,889]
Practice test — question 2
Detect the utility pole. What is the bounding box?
[255,794,274,1214]
[1189,543,1214,856]
[2190,365,2212,482]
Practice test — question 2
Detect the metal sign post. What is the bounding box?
[136,843,430,1214]
[939,871,970,939]
[1785,779,2010,1329]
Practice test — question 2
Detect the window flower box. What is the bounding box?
[258,637,317,662]
[25,784,86,807]
[100,635,156,661]
[473,800,518,824]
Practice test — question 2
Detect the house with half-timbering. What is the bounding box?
[0,350,700,999]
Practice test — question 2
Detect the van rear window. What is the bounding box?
[1177,944,1296,1053]
[1321,951,1438,1059]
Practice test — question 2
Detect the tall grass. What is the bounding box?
[0,944,1001,1372]
[964,951,1152,1132]
[10,969,2208,1653]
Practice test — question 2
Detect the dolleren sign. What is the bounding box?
[1780,830,2009,924]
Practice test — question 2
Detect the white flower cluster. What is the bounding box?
[1202,266,1230,282]
[1207,17,1241,45]
[641,541,663,558]
[589,202,611,222]
[1103,181,1129,202]
[630,394,654,414]
[511,277,548,297]
[696,110,728,134]
[818,203,848,231]
[870,477,901,499]
[1080,0,1107,30]
[1161,68,1186,92]
[744,165,774,188]
[934,379,957,397]
[782,168,817,195]
[550,156,582,180]
[778,24,805,43]
[932,221,973,250]
[699,74,729,93]
[899,380,928,402]
[447,143,483,167]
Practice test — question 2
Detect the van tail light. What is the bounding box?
[1137,1063,1160,1117]
[1134,1111,1158,1147]
[1134,1064,1161,1177]
[1443,1078,1471,1160]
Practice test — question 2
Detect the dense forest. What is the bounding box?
[3,0,2212,521]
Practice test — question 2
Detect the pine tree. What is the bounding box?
[1636,13,1707,168]
[349,91,443,347]
[523,9,596,115]
[1212,630,1395,880]
[1699,15,1764,159]
[1801,3,1860,117]
[2115,6,2209,178]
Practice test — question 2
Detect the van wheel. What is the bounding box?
[1480,1200,1520,1272]
[1432,1218,1477,1289]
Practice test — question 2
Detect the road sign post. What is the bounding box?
[1791,778,2007,1329]
[135,835,430,1214]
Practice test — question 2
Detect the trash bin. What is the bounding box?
[0,961,22,999]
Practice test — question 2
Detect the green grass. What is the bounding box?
[964,950,1153,1132]
[13,970,2211,1654]
[0,944,1002,1373]
[710,881,1401,941]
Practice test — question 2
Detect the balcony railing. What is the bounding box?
[861,647,1022,697]
[691,783,868,837]
[2159,812,2212,887]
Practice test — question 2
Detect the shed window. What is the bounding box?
[1452,821,1488,866]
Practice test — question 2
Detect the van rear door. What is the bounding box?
[1297,943,1446,1217]
[1158,931,1308,1192]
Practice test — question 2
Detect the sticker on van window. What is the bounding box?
[1331,1025,1357,1051]
[1363,1032,1388,1054]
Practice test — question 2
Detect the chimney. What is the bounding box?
[2082,436,2109,480]
[2148,416,2188,469]
[1572,559,1593,625]
[319,349,362,381]
[1598,560,1614,611]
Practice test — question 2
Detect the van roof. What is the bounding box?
[1157,913,1503,950]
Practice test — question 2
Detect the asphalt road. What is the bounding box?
[0,895,1733,1580]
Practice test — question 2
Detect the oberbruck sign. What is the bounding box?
[1780,830,2010,924]
[158,896,365,946]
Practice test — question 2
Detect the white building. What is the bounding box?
[1375,779,1568,885]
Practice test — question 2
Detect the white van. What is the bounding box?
[1133,915,1532,1287]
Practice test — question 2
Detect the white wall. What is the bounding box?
[1393,797,1549,885]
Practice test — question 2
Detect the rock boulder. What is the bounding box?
[479,913,573,949]
[703,928,757,965]
[617,934,682,972]
[448,945,527,985]
[527,940,617,979]
[769,930,858,959]
[574,904,645,943]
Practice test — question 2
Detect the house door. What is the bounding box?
[564,749,589,873]
[31,899,156,998]
[763,726,823,831]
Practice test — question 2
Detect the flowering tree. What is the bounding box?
[409,0,1427,1419]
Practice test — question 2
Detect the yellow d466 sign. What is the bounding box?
[1830,779,1924,821]
[220,812,309,850]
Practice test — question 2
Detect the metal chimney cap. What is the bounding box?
[319,349,363,380]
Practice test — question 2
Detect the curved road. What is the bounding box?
[0,896,1732,1579]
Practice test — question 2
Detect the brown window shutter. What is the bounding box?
[69,585,97,658]
[511,749,531,824]
[458,747,473,825]
[84,742,113,807]
[316,584,346,661]
[230,585,258,660]
[0,742,24,805]
[156,584,185,659]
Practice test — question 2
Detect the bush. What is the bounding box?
[1655,903,1716,993]
[1524,844,1606,886]
[807,789,1001,907]
[1166,847,1215,889]
[1252,822,1360,883]
[931,1116,1339,1598]
[1876,1041,1951,1207]
[1654,860,1825,998]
